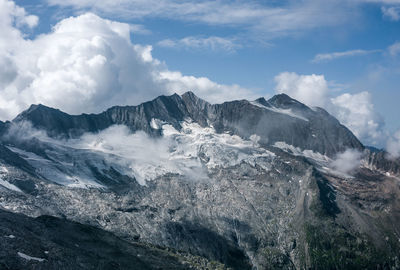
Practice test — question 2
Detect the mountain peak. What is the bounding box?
[181,91,197,98]
[268,93,311,112]
[268,93,299,105]
[254,97,270,107]
[25,103,54,113]
[14,104,66,122]
[181,91,207,104]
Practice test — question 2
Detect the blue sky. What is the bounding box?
[1,0,400,149]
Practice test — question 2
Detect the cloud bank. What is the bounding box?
[4,120,275,186]
[0,0,255,121]
[274,72,385,146]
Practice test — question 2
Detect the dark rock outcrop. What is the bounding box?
[0,209,222,270]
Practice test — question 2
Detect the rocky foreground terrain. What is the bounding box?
[0,92,399,269]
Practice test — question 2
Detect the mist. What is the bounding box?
[3,120,274,187]
[386,130,400,159]
[330,149,363,174]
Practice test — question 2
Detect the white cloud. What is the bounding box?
[388,41,400,56]
[386,130,400,158]
[5,120,274,186]
[381,6,400,20]
[0,0,255,121]
[362,0,400,4]
[158,36,241,53]
[129,24,151,35]
[0,0,38,31]
[45,0,357,39]
[312,49,381,62]
[159,71,256,104]
[330,149,363,174]
[331,92,384,144]
[274,72,385,145]
[274,72,330,108]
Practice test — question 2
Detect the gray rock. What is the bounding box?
[0,93,399,269]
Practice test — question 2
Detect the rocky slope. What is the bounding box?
[0,92,399,269]
[0,209,226,270]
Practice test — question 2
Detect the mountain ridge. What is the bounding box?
[11,91,363,157]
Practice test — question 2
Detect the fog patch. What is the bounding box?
[3,121,49,143]
[68,125,209,185]
[386,130,400,159]
[249,134,260,146]
[3,120,275,187]
[330,149,362,174]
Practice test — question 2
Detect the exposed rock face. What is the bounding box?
[364,147,400,175]
[13,91,363,157]
[0,92,399,269]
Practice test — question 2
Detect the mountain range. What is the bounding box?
[0,92,399,269]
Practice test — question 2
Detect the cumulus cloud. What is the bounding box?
[331,92,384,144]
[274,72,330,108]
[330,149,363,174]
[274,72,385,146]
[158,36,241,53]
[159,71,255,104]
[312,49,381,62]
[0,0,254,121]
[386,130,400,158]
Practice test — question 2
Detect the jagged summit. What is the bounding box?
[268,93,298,104]
[268,93,312,112]
[11,92,363,156]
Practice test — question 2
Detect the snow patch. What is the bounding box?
[0,166,22,192]
[7,147,105,189]
[18,252,45,262]
[251,101,309,122]
[273,142,330,163]
[273,141,361,178]
[150,118,164,130]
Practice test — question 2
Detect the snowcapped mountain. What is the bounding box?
[0,92,399,269]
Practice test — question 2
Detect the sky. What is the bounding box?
[0,0,399,153]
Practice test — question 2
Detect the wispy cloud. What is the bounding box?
[312,49,382,63]
[381,6,400,20]
[158,36,241,53]
[129,24,151,35]
[388,41,400,56]
[313,41,400,63]
[46,0,357,39]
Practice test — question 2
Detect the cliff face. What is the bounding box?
[0,92,399,269]
[13,91,363,157]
